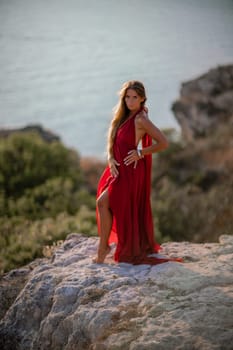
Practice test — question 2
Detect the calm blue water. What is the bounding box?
[0,0,233,157]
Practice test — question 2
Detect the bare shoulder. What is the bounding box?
[135,109,149,126]
[136,112,157,131]
[136,112,166,141]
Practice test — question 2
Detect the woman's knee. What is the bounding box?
[96,192,109,211]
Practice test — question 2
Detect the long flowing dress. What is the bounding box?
[97,108,181,265]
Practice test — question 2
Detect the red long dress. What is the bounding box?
[97,109,181,265]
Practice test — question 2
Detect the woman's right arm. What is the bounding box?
[108,153,120,178]
[107,121,120,177]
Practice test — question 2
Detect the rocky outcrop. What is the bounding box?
[172,65,233,140]
[0,124,60,143]
[1,233,233,350]
[152,64,233,243]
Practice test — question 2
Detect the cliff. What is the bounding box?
[152,64,233,243]
[172,64,233,141]
[0,234,233,350]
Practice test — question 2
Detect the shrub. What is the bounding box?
[0,207,97,274]
[0,131,97,274]
[7,178,95,219]
[0,132,83,198]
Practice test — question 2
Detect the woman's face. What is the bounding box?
[124,88,144,113]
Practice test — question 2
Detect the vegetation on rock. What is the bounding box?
[0,132,97,274]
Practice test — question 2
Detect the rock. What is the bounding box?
[0,233,233,350]
[0,124,60,143]
[172,65,233,140]
[0,259,48,320]
[153,65,233,244]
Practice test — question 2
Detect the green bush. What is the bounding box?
[0,132,83,198]
[7,178,95,219]
[0,207,98,274]
[0,131,97,274]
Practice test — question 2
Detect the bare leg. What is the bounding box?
[93,190,113,263]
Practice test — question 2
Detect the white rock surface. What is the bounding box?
[0,233,233,350]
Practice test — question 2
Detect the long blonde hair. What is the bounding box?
[107,80,147,158]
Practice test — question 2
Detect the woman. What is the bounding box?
[94,80,181,265]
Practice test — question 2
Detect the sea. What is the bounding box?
[0,0,233,158]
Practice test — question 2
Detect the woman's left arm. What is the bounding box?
[123,115,169,166]
[138,116,169,156]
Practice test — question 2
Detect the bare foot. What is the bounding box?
[92,245,111,264]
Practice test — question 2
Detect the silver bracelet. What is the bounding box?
[137,149,144,159]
